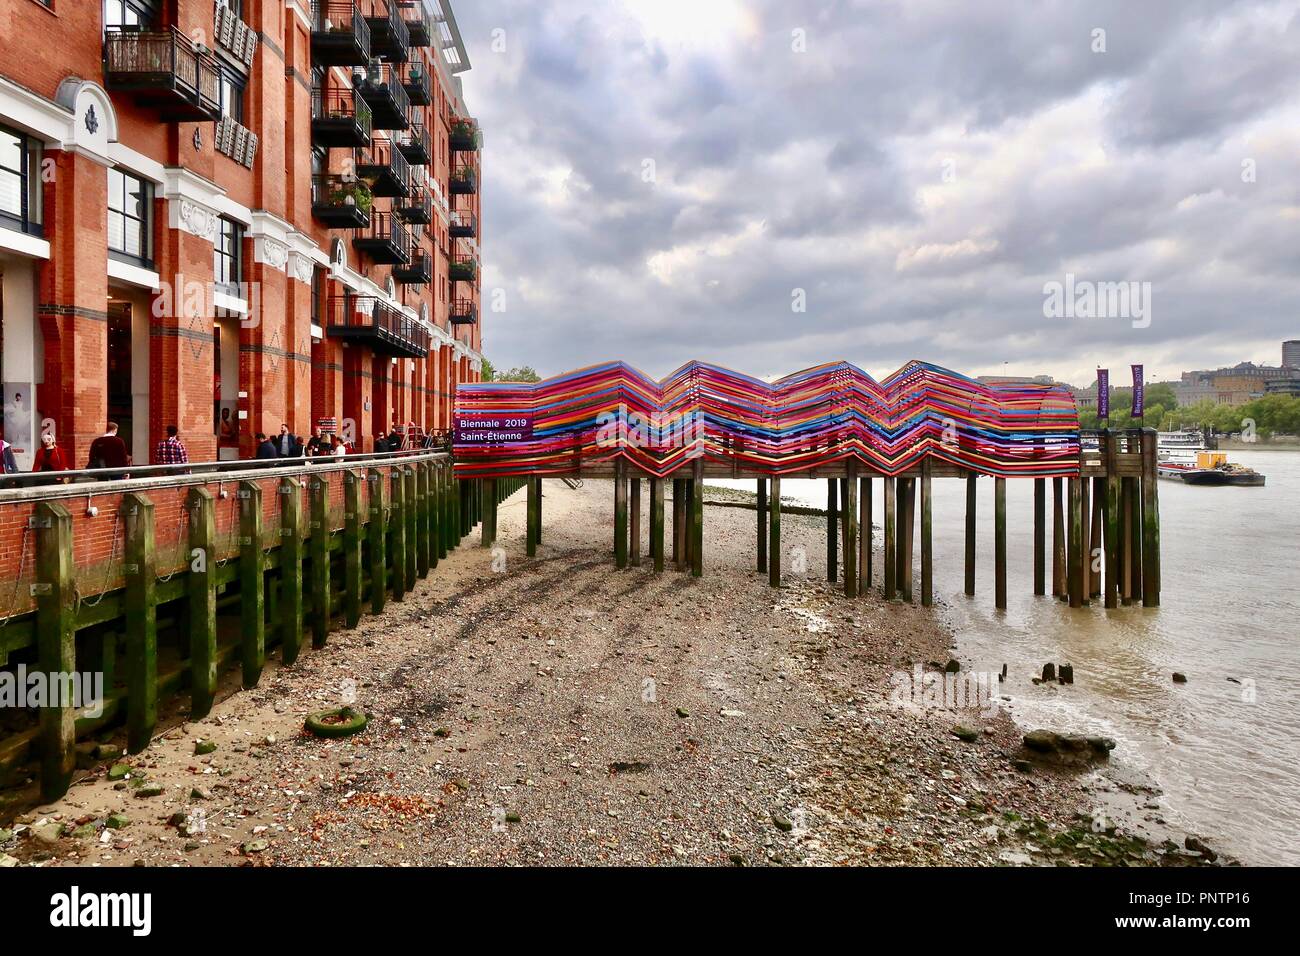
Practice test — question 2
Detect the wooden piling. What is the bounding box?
[187,487,217,718]
[123,493,158,753]
[427,464,440,572]
[279,477,305,664]
[309,476,331,648]
[1104,431,1121,609]
[860,476,872,595]
[404,468,418,593]
[1033,478,1045,596]
[416,464,431,577]
[235,483,265,690]
[1141,429,1161,607]
[994,476,1007,610]
[844,465,858,598]
[1120,477,1133,605]
[672,478,685,570]
[899,478,914,603]
[343,471,364,628]
[483,477,498,548]
[691,458,704,577]
[964,472,976,596]
[630,477,642,567]
[651,478,665,573]
[526,476,539,557]
[34,501,74,801]
[756,478,768,574]
[1090,476,1104,599]
[1052,477,1066,598]
[826,479,838,583]
[1079,478,1091,606]
[1067,477,1083,609]
[367,469,388,615]
[614,464,628,569]
[769,475,782,588]
[921,463,933,607]
[883,476,896,600]
[390,469,407,602]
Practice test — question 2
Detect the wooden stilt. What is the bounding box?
[614,464,628,569]
[1079,477,1091,606]
[899,478,914,603]
[684,477,695,568]
[535,476,543,544]
[651,478,665,573]
[691,458,704,577]
[1129,460,1144,605]
[1121,477,1134,605]
[920,463,933,607]
[883,476,896,600]
[844,465,858,598]
[964,472,977,596]
[672,478,685,570]
[1141,429,1161,607]
[482,477,497,548]
[343,472,363,628]
[526,476,539,557]
[630,477,642,567]
[390,470,407,602]
[1052,477,1066,598]
[1104,431,1120,609]
[1067,477,1083,609]
[123,493,158,753]
[309,476,331,648]
[826,479,838,583]
[1033,478,1045,596]
[34,501,74,801]
[368,470,387,614]
[860,476,872,595]
[187,487,217,718]
[404,467,418,593]
[994,476,1007,610]
[769,475,782,588]
[756,478,768,573]
[1090,476,1104,599]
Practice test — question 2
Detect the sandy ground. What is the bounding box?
[1,480,1223,867]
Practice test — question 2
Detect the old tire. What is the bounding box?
[304,707,368,739]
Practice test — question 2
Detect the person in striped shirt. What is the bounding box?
[155,425,189,465]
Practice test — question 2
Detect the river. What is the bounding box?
[710,449,1300,866]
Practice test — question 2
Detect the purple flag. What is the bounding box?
[1131,364,1145,418]
[1096,369,1109,420]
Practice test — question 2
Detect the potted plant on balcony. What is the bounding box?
[330,180,373,215]
[452,166,476,187]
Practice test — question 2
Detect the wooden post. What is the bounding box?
[683,476,695,568]
[34,501,74,801]
[309,475,331,648]
[1141,430,1161,607]
[630,477,642,567]
[416,463,431,577]
[1121,477,1134,605]
[123,493,158,753]
[187,487,217,718]
[404,467,418,592]
[1090,476,1104,599]
[1033,478,1046,596]
[526,476,539,557]
[756,478,768,573]
[769,475,782,588]
[614,464,628,569]
[860,476,872,595]
[883,476,896,600]
[482,477,498,548]
[279,477,304,664]
[1125,476,1140,605]
[672,478,685,571]
[1129,447,1144,605]
[898,478,914,603]
[691,458,704,577]
[1067,477,1083,608]
[392,469,409,600]
[1079,477,1091,606]
[826,479,838,583]
[428,463,440,572]
[1104,431,1121,609]
[237,481,265,686]
[651,477,665,573]
[964,472,976,596]
[368,469,388,614]
[994,476,1007,610]
[536,475,543,544]
[921,463,933,607]
[1052,477,1066,598]
[844,465,858,598]
[343,471,364,627]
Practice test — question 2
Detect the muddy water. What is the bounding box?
[711,451,1300,865]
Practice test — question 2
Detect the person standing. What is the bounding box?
[87,422,130,472]
[254,432,278,460]
[155,424,189,466]
[32,433,70,480]
[0,437,19,474]
[305,427,325,457]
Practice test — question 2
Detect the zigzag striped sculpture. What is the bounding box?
[453,360,1081,479]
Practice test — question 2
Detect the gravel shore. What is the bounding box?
[1,480,1223,867]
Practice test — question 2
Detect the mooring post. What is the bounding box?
[1052,477,1066,598]
[1104,430,1120,609]
[769,475,782,588]
[526,476,539,557]
[390,469,407,602]
[1121,476,1134,605]
[651,477,665,572]
[34,501,74,801]
[186,486,218,718]
[860,475,872,595]
[614,463,628,569]
[1128,439,1144,604]
[482,477,498,548]
[368,469,388,614]
[1090,476,1104,600]
[691,458,704,577]
[1079,477,1091,606]
[883,476,896,600]
[1140,429,1161,607]
[343,471,364,628]
[630,476,642,567]
[123,493,158,753]
[1067,477,1084,608]
[310,475,331,648]
[826,478,838,583]
[1126,475,1141,604]
[994,476,1007,610]
[921,462,933,607]
[844,465,859,598]
[756,478,768,573]
[1033,478,1046,596]
[964,472,976,596]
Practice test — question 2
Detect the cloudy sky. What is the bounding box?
[452,0,1300,386]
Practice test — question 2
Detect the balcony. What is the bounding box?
[396,122,430,166]
[103,27,221,122]
[398,1,433,47]
[401,61,432,106]
[354,136,411,197]
[310,1,371,66]
[352,211,411,265]
[395,186,432,225]
[449,254,478,283]
[449,210,477,239]
[352,61,411,130]
[393,250,432,285]
[327,295,429,358]
[449,118,480,152]
[311,174,373,229]
[450,163,478,195]
[311,87,372,148]
[450,297,478,326]
[364,2,410,62]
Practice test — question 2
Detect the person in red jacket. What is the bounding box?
[32,432,70,474]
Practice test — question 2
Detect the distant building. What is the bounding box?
[1176,362,1300,406]
[1284,340,1300,370]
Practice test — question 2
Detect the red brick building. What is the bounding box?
[0,0,482,470]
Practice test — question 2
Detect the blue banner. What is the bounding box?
[1097,369,1109,420]
[1131,364,1145,418]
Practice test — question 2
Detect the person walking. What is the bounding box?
[254,432,279,460]
[154,424,189,466]
[32,432,70,482]
[87,422,130,473]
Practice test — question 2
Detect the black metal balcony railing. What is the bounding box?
[327,295,430,358]
[310,1,371,66]
[393,250,432,285]
[396,121,430,166]
[364,1,410,62]
[450,297,478,326]
[449,118,480,152]
[311,174,373,228]
[398,0,433,47]
[395,186,432,225]
[311,87,373,148]
[449,254,478,282]
[450,163,478,195]
[352,60,411,130]
[355,135,411,197]
[449,210,478,239]
[352,210,411,265]
[103,26,221,122]
[401,60,432,105]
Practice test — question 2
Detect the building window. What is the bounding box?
[104,0,160,29]
[217,68,245,123]
[107,167,152,266]
[0,125,43,237]
[214,218,243,291]
[311,267,325,326]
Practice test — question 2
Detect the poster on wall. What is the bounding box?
[2,383,35,472]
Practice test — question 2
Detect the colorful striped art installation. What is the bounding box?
[453,360,1081,479]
